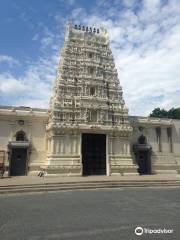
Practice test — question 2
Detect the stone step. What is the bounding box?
[0,180,180,195]
[1,179,180,189]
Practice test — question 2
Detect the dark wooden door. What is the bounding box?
[82,134,106,175]
[10,148,27,176]
[138,151,150,175]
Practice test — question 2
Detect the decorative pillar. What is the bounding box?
[127,142,130,154]
[109,136,113,155]
[73,135,77,154]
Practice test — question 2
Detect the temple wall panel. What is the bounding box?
[145,127,157,152]
[172,120,180,155]
[161,128,169,153]
[0,110,47,175]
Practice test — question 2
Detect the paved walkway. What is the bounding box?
[1,188,179,239]
[0,174,180,186]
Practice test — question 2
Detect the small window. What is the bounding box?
[18,120,24,125]
[90,87,95,96]
[16,131,26,141]
[112,114,115,125]
[89,67,94,75]
[138,126,144,132]
[89,53,93,58]
[138,135,146,144]
[60,114,63,121]
[74,78,78,84]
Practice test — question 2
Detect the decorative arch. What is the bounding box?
[138,135,147,144]
[16,130,26,141]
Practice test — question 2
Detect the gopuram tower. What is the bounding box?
[46,22,137,176]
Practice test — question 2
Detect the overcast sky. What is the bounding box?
[0,0,180,116]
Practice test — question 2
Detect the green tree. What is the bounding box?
[149,107,180,119]
[172,108,180,119]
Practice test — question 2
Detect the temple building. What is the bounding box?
[0,23,180,176]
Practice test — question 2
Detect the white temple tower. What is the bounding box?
[45,22,138,176]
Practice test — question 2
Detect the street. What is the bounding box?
[0,187,179,240]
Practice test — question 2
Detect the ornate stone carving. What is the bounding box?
[47,22,132,133]
[45,22,137,176]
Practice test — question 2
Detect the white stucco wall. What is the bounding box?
[172,120,180,169]
[1,108,180,175]
[0,107,48,173]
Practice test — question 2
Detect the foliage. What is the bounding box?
[149,107,180,119]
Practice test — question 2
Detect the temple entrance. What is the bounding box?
[82,134,106,176]
[10,148,28,176]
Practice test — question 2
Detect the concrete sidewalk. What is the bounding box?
[1,174,180,187]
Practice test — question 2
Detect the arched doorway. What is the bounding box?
[133,135,152,175]
[8,131,30,176]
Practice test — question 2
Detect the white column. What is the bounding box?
[62,136,65,154]
[47,139,50,153]
[66,135,70,154]
[51,138,55,153]
[106,134,109,176]
[59,137,62,153]
[127,142,130,154]
[119,141,122,154]
[49,140,51,153]
[122,142,125,154]
[109,137,113,154]
[125,142,128,154]
[73,135,77,154]
[54,138,56,154]
[111,138,115,155]
[76,134,80,154]
[70,135,73,154]
[56,138,60,154]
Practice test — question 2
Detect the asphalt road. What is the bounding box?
[0,187,179,240]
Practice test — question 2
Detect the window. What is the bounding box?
[89,53,93,58]
[74,78,78,84]
[90,87,95,96]
[138,135,147,144]
[106,83,109,98]
[60,114,63,121]
[90,110,97,122]
[96,68,102,76]
[138,126,144,132]
[16,131,26,141]
[112,113,115,126]
[89,67,94,75]
[18,120,24,125]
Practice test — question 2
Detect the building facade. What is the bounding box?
[0,23,180,176]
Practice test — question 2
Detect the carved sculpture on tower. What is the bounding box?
[45,22,138,176]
